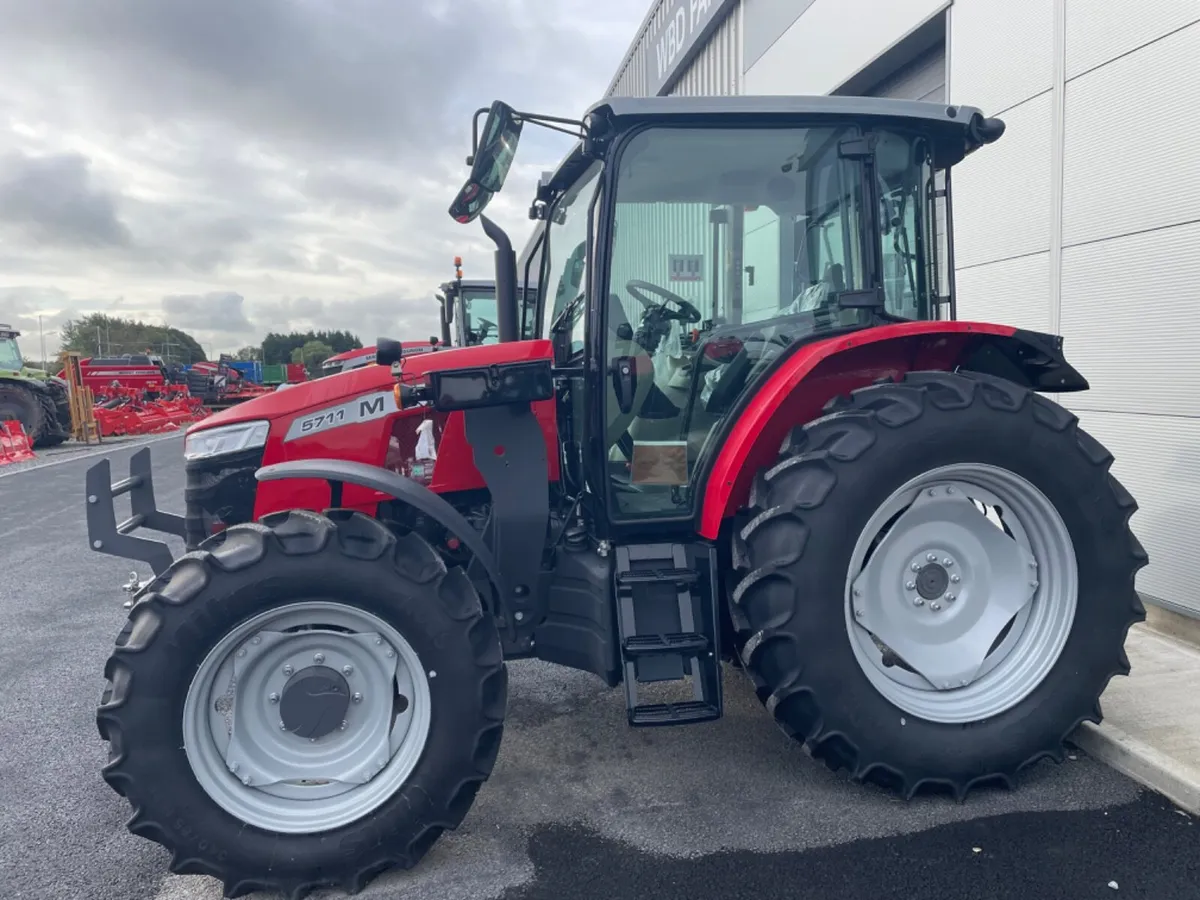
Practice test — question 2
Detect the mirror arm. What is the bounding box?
[467,106,490,165]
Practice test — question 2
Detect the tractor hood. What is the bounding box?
[186,341,552,436]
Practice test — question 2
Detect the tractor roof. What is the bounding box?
[440,278,496,294]
[585,94,985,130]
[539,94,1000,195]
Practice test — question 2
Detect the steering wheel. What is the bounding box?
[625,280,702,324]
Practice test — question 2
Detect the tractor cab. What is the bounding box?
[437,260,501,347]
[436,259,536,348]
[450,96,1011,522]
[0,324,24,373]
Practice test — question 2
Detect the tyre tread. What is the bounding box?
[731,370,1147,799]
[96,509,506,899]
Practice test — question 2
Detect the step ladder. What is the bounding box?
[614,542,723,726]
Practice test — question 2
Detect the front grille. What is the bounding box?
[184,446,265,550]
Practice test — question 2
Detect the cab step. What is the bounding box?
[614,542,722,727]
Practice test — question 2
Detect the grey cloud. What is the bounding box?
[305,168,405,213]
[162,290,254,335]
[0,0,649,352]
[0,152,133,248]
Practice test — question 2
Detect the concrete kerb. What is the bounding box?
[1069,721,1200,816]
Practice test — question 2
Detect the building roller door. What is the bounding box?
[865,43,946,102]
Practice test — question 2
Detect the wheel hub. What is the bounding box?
[845,468,1077,724]
[915,562,950,600]
[279,666,351,740]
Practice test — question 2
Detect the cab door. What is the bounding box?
[539,162,603,495]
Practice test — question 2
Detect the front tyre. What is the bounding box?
[97,509,507,899]
[731,371,1147,799]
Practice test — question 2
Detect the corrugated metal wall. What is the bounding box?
[669,5,744,97]
[608,3,744,328]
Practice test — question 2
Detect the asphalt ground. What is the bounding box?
[0,433,1195,900]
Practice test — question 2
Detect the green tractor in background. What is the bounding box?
[0,323,71,448]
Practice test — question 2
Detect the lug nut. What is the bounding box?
[927,553,936,562]
[1030,580,1039,589]
[340,720,347,730]
[342,664,353,676]
[236,648,246,658]
[854,608,863,618]
[314,652,325,664]
[353,692,363,703]
[242,775,252,786]
[945,593,956,602]
[251,635,261,645]
[911,563,920,572]
[931,602,942,611]
[950,574,960,583]
[283,665,294,676]
[913,598,924,607]
[905,581,916,590]
[280,722,288,730]
[946,486,955,494]
[385,648,395,658]
[230,762,239,773]
[269,692,279,703]
[943,558,954,567]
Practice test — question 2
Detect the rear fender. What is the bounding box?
[255,458,505,605]
[696,321,1088,538]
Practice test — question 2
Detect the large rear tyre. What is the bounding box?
[0,382,47,444]
[97,509,507,899]
[730,370,1147,799]
[32,387,69,447]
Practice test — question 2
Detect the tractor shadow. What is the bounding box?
[307,658,1144,900]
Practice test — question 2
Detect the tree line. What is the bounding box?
[50,314,363,374]
[60,313,208,364]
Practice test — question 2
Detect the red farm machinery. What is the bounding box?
[84,95,1146,899]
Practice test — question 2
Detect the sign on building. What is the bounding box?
[669,254,704,282]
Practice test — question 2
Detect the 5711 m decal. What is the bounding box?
[283,391,392,442]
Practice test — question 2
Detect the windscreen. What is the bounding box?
[461,288,499,344]
[601,124,938,519]
[0,337,23,370]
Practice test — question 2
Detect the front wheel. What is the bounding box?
[730,370,1147,799]
[97,509,507,899]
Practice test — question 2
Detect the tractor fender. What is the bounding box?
[0,374,50,393]
[696,320,1088,539]
[254,458,504,602]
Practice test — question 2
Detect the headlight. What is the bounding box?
[184,420,270,461]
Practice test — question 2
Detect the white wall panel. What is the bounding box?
[744,0,949,95]
[949,0,1055,114]
[1065,0,1200,78]
[1070,408,1200,612]
[948,92,1054,269]
[954,251,1052,332]
[1061,22,1200,248]
[1059,220,1200,419]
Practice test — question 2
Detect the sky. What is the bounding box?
[0,0,649,358]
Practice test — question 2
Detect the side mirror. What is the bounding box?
[376,338,403,366]
[471,100,522,193]
[448,180,493,224]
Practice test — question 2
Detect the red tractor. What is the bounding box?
[85,95,1146,899]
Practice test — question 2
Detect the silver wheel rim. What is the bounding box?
[844,463,1077,724]
[182,600,432,834]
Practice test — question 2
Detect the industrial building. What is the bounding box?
[602,0,1200,618]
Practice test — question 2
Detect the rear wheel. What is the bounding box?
[0,382,46,443]
[33,386,69,447]
[97,509,507,899]
[730,370,1147,798]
